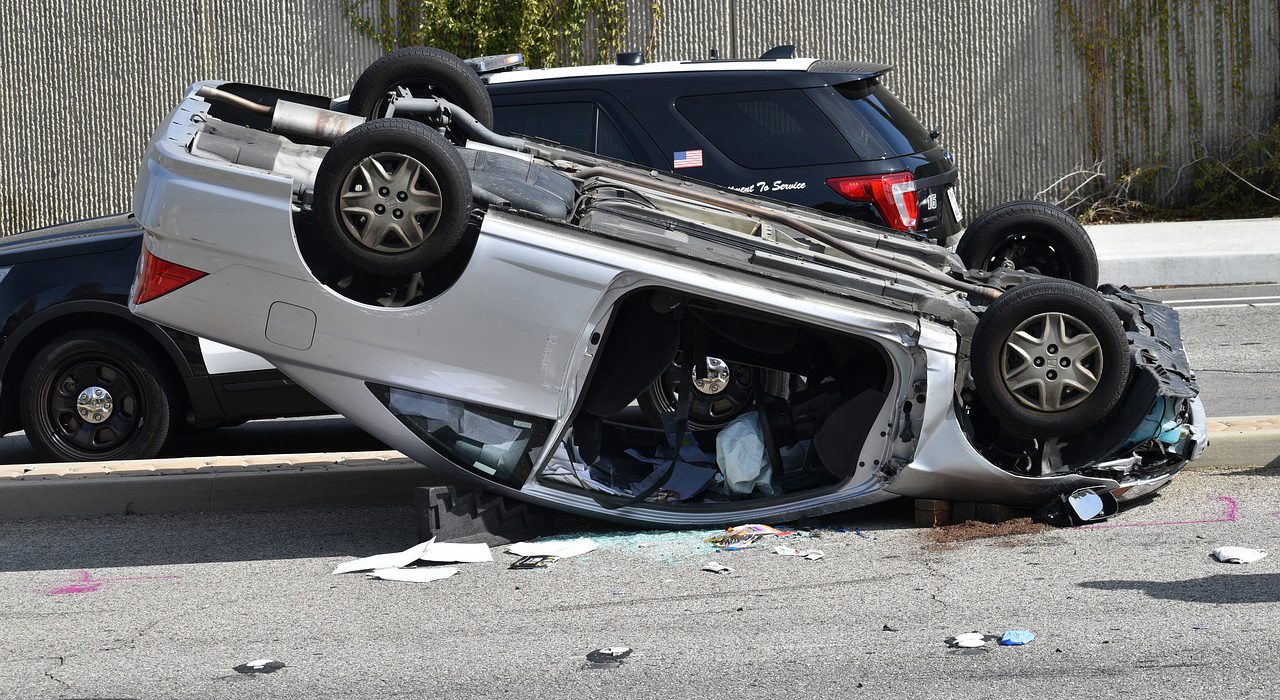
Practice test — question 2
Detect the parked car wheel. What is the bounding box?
[348,46,495,127]
[971,279,1129,438]
[956,201,1099,288]
[639,358,788,430]
[20,330,177,461]
[313,118,473,278]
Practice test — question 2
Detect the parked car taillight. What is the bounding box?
[825,172,919,232]
[134,247,207,304]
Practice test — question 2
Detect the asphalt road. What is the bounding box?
[2,462,1277,698]
[1144,283,1280,417]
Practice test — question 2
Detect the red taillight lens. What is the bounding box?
[826,171,919,231]
[134,247,207,304]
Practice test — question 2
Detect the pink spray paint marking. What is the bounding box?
[45,569,178,596]
[1083,495,1239,530]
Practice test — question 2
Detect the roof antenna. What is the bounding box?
[709,47,719,60]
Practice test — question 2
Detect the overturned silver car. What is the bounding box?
[130,49,1205,527]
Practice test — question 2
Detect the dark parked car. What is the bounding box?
[0,215,330,461]
[485,46,963,242]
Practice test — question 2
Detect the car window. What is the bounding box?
[829,81,935,159]
[493,101,638,162]
[675,89,857,169]
[595,110,637,162]
[494,101,596,152]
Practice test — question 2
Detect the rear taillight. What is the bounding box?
[826,171,919,231]
[134,247,207,304]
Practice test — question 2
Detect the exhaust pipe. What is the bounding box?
[196,86,365,142]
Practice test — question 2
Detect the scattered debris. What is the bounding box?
[925,519,1050,551]
[999,630,1035,646]
[1192,624,1210,630]
[772,546,825,560]
[332,537,491,574]
[365,567,459,583]
[508,537,598,559]
[418,541,493,564]
[586,646,632,665]
[702,561,734,574]
[1211,546,1268,564]
[882,625,899,632]
[509,555,558,570]
[947,633,990,649]
[854,529,874,539]
[332,540,432,575]
[706,524,797,550]
[234,659,286,675]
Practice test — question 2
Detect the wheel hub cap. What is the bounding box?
[338,152,443,253]
[692,357,731,395]
[76,386,114,424]
[1000,312,1103,412]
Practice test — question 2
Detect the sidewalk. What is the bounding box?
[1087,217,1280,287]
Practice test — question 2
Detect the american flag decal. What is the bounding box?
[673,149,703,168]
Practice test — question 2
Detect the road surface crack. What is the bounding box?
[43,656,70,689]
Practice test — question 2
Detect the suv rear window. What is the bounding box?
[676,89,856,169]
[830,81,935,159]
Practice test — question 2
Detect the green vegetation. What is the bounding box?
[1053,0,1277,221]
[340,0,662,68]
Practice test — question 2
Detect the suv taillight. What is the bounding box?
[134,247,206,304]
[826,172,919,231]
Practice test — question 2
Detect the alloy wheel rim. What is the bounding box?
[338,151,443,253]
[999,311,1103,412]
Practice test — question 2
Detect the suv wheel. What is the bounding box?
[20,330,177,461]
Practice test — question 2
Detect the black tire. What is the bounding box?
[971,279,1130,438]
[639,361,788,431]
[956,200,1099,288]
[347,46,494,128]
[20,330,177,462]
[314,118,472,278]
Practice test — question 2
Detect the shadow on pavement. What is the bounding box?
[0,505,420,572]
[0,495,920,573]
[1079,573,1280,604]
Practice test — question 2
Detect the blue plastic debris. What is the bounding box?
[999,630,1035,646]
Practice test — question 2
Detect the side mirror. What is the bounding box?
[1035,488,1120,526]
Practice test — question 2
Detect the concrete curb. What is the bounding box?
[1202,416,1280,469]
[0,451,456,520]
[1088,218,1280,288]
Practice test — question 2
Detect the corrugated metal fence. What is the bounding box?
[1,0,1276,234]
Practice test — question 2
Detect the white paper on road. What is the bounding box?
[1211,546,1268,564]
[421,541,493,563]
[332,539,435,574]
[366,566,460,583]
[507,537,598,559]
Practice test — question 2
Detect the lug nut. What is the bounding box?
[397,191,408,201]
[1047,370,1058,380]
[1060,358,1070,367]
[392,209,404,219]
[379,186,390,196]
[1033,357,1045,367]
[1047,344,1058,355]
[375,204,386,214]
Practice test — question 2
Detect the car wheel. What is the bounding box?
[971,279,1130,438]
[639,358,788,431]
[347,46,494,128]
[956,200,1099,288]
[313,118,473,278]
[20,330,177,462]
